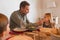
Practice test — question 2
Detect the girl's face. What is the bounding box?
[44,15,51,22]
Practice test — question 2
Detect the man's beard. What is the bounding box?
[21,13,26,16]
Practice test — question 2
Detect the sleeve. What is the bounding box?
[10,11,21,29]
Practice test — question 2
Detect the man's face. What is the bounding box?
[20,5,29,15]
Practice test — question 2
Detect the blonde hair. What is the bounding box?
[45,13,51,18]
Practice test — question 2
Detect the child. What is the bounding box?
[0,13,8,40]
[37,13,53,28]
[43,13,52,28]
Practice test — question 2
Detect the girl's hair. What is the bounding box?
[45,13,51,17]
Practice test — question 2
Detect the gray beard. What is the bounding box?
[21,13,26,16]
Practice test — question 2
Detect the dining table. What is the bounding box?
[4,26,59,40]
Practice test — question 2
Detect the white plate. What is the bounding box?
[13,28,27,32]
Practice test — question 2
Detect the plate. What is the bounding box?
[12,28,28,32]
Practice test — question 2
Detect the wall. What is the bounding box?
[0,0,21,18]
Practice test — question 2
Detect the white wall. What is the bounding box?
[0,0,21,18]
[0,0,42,23]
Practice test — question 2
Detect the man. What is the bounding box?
[0,13,8,40]
[10,1,30,31]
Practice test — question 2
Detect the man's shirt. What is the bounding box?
[10,10,29,30]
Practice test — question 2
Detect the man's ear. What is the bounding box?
[20,7,23,11]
